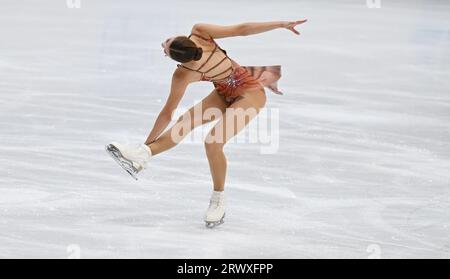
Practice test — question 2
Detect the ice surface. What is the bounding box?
[0,0,449,258]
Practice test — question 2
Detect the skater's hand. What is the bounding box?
[283,19,307,35]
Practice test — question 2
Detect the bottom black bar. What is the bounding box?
[0,259,441,277]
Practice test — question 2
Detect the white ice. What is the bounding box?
[0,0,449,258]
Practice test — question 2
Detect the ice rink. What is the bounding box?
[0,0,449,258]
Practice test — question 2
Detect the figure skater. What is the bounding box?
[106,20,307,228]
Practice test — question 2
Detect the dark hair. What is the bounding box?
[169,36,203,63]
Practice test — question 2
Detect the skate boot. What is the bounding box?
[105,141,152,180]
[204,191,226,228]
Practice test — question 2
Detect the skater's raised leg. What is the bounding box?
[107,89,226,179]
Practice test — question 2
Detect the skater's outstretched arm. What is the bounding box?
[145,69,192,145]
[192,19,307,39]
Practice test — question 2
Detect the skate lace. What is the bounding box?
[209,198,224,209]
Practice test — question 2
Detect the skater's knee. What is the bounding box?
[176,110,202,130]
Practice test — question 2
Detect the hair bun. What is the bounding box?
[193,47,203,61]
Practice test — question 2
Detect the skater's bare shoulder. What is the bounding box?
[172,65,200,84]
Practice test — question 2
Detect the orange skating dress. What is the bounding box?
[177,33,283,104]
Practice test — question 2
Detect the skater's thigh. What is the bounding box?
[179,89,228,128]
[205,88,266,146]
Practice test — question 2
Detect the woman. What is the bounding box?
[106,20,307,228]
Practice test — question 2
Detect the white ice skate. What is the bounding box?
[105,141,152,180]
[204,191,226,228]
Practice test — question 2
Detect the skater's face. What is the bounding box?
[162,37,176,57]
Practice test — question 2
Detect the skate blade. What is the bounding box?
[105,144,139,180]
[205,214,225,229]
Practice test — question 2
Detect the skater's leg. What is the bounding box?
[204,88,266,191]
[147,89,227,156]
